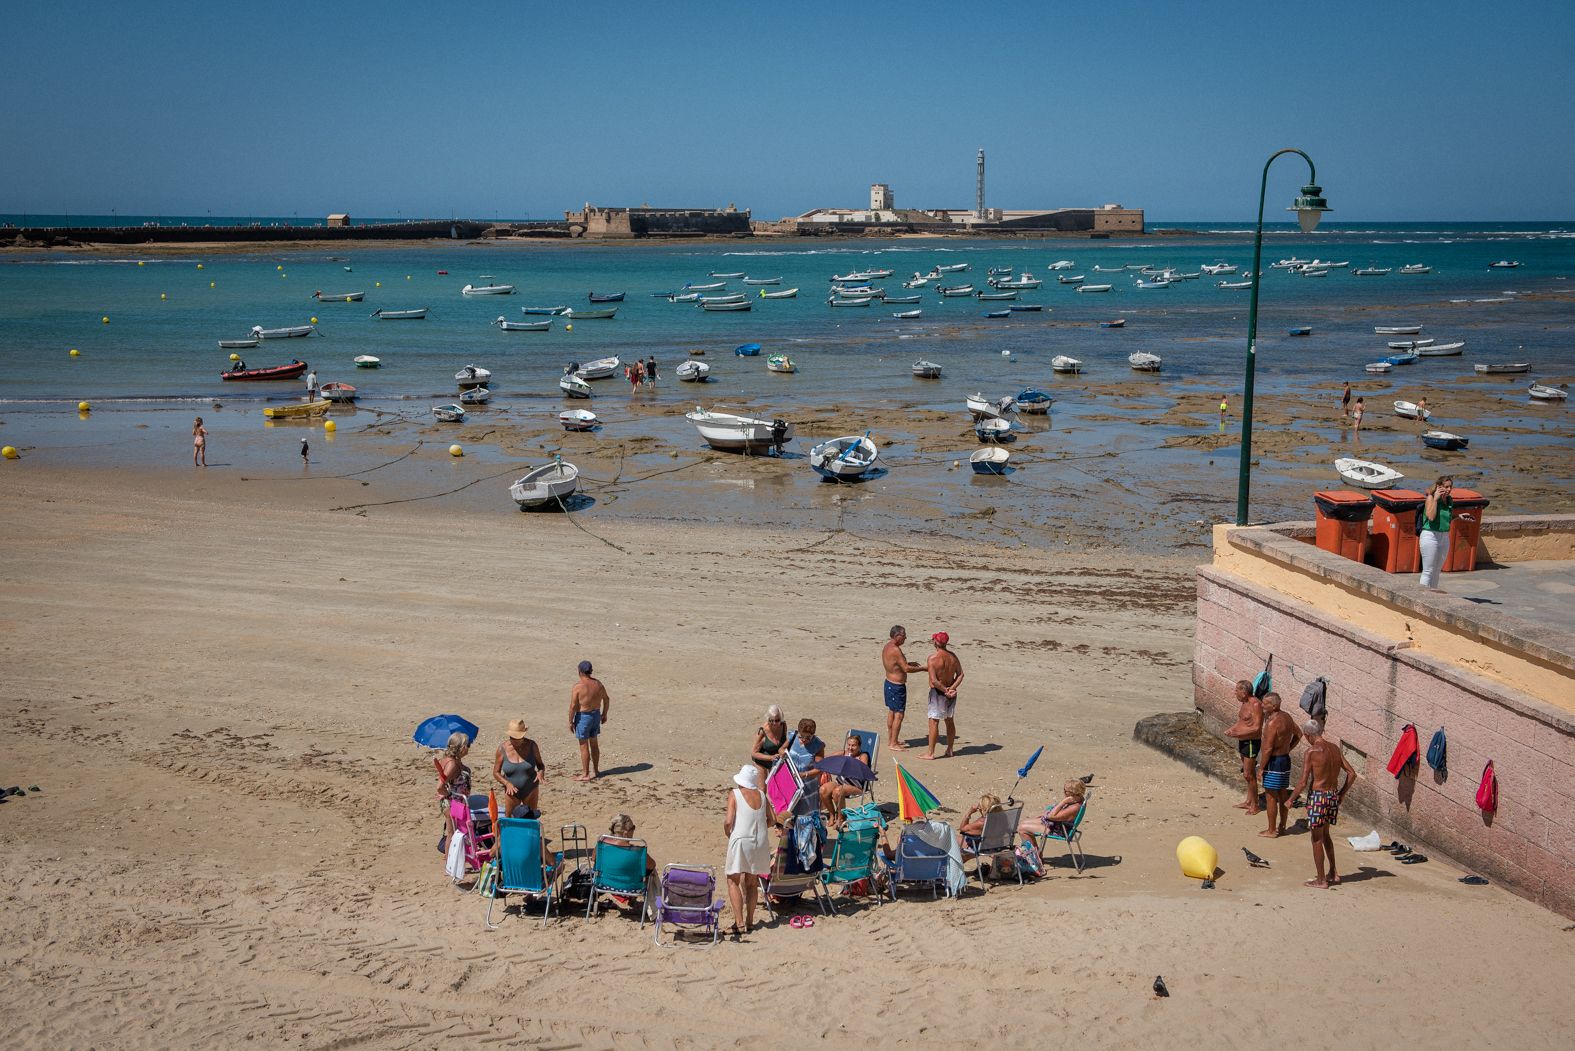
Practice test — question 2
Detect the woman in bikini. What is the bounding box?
[493,719,546,819]
[192,416,208,467]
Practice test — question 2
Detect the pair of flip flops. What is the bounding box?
[1459,875,1490,886]
[1398,852,1429,864]
[789,915,816,929]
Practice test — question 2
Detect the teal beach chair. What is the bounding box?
[847,728,880,803]
[1036,800,1090,874]
[484,817,562,929]
[585,836,651,926]
[820,825,882,915]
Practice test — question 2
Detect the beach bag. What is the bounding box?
[1426,728,1448,775]
[1016,838,1046,878]
[1475,761,1498,813]
[474,859,499,897]
[1386,724,1419,779]
[1251,655,1273,699]
[1299,677,1328,721]
[445,831,468,882]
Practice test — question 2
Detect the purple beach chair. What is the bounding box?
[651,864,726,946]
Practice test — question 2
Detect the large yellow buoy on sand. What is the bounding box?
[449,444,463,457]
[2,446,18,460]
[324,419,337,433]
[78,401,91,412]
[1177,836,1218,881]
[69,348,80,357]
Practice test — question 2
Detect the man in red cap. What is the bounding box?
[920,632,964,760]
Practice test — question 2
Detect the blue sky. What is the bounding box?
[4,1,1572,220]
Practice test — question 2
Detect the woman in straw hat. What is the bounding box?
[493,719,547,819]
[724,764,776,937]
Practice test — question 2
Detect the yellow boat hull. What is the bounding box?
[263,400,333,419]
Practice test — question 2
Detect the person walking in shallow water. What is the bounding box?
[1341,382,1352,418]
[192,416,208,467]
[300,437,309,465]
[1351,397,1365,433]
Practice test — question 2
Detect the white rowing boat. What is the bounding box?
[510,459,580,508]
[371,307,428,320]
[810,434,879,481]
[684,407,794,453]
[495,317,552,331]
[1335,457,1404,489]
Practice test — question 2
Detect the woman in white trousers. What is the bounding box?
[1419,476,1454,590]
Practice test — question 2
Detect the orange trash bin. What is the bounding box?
[1368,488,1425,573]
[1313,491,1372,563]
[1443,488,1489,572]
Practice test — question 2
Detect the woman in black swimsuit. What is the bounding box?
[493,719,546,818]
[751,705,789,771]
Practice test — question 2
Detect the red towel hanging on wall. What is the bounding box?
[1387,724,1419,778]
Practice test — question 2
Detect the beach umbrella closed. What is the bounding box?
[816,755,876,783]
[413,714,479,748]
[893,763,942,821]
[1007,744,1045,802]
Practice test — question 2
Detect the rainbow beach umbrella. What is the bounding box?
[893,763,942,820]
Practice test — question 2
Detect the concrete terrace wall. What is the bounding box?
[1193,518,1575,918]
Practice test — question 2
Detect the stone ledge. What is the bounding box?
[1223,524,1575,677]
[1133,711,1243,789]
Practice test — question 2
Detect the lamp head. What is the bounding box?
[1289,184,1330,232]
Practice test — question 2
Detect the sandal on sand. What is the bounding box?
[1459,875,1489,886]
[1401,854,1429,865]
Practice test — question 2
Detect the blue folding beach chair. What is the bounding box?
[585,836,651,926]
[1035,800,1090,874]
[847,728,880,803]
[884,822,952,900]
[484,817,562,929]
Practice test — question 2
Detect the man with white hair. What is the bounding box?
[1294,719,1356,889]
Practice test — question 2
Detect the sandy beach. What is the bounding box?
[2,467,1573,1049]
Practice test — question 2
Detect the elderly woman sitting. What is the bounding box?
[600,813,658,878]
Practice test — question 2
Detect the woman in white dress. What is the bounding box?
[724,765,776,937]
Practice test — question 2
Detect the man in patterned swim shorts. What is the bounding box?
[1295,719,1356,889]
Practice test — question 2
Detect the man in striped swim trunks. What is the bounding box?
[1256,693,1302,839]
[1295,720,1356,889]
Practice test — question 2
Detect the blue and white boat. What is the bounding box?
[810,434,879,481]
[734,343,762,357]
[970,447,1011,474]
[1015,388,1054,414]
[1421,430,1468,451]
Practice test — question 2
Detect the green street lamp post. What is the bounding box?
[1236,149,1330,526]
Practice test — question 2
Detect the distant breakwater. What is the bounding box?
[3,219,498,247]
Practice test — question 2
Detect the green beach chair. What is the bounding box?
[819,825,883,915]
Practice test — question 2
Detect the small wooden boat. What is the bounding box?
[709,272,746,279]
[523,305,569,315]
[903,278,931,288]
[759,287,799,299]
[668,292,703,303]
[827,297,871,307]
[1354,267,1391,276]
[976,291,1019,301]
[1474,362,1530,374]
[936,262,969,273]
[263,399,332,419]
[1051,355,1083,374]
[891,309,923,319]
[1134,279,1172,289]
[1421,430,1469,451]
[572,357,621,380]
[1388,338,1436,349]
[1008,304,1043,312]
[587,291,625,303]
[1488,260,1520,269]
[455,365,491,388]
[1335,457,1404,489]
[734,343,762,357]
[684,281,727,292]
[967,393,1016,419]
[1092,265,1125,273]
[1375,325,1422,335]
[1365,362,1394,374]
[371,307,428,320]
[884,294,922,304]
[319,382,357,403]
[496,316,552,331]
[1288,327,1312,337]
[987,266,1013,277]
[1218,279,1253,290]
[222,360,309,381]
[685,408,793,453]
[559,409,598,431]
[766,354,796,374]
[1100,319,1126,329]
[1058,274,1086,285]
[970,447,1011,475]
[975,418,1014,443]
[559,374,593,398]
[1128,352,1162,372]
[1398,264,1431,274]
[937,284,976,296]
[1015,388,1053,414]
[912,360,942,378]
[1384,351,1420,366]
[1416,341,1465,356]
[510,459,580,508]
[562,307,617,320]
[218,338,260,350]
[1200,263,1238,275]
[459,386,491,405]
[864,268,894,279]
[743,277,782,285]
[313,291,365,302]
[700,293,748,304]
[251,324,316,339]
[1076,283,1113,293]
[688,348,705,356]
[833,286,883,298]
[1300,269,1329,278]
[354,355,381,368]
[981,309,1011,318]
[1393,400,1432,421]
[1528,383,1568,401]
[810,434,879,481]
[461,283,516,296]
[1048,260,1076,271]
[993,275,1042,289]
[676,360,711,382]
[702,300,752,311]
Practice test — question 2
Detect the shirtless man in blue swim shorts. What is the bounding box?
[1256,693,1302,838]
[570,660,611,782]
[882,625,924,751]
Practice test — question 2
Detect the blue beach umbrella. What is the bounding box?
[413,714,479,749]
[1007,745,1046,803]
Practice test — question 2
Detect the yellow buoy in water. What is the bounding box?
[1176,836,1219,881]
[449,444,463,457]
[160,293,167,300]
[78,401,91,412]
[101,316,109,324]
[324,419,337,433]
[210,281,215,288]
[137,260,144,266]
[277,264,283,270]
[2,446,18,460]
[310,316,318,324]
[375,281,381,287]
[69,348,80,357]
[406,275,412,280]
[565,323,573,332]
[196,263,204,270]
[229,353,240,362]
